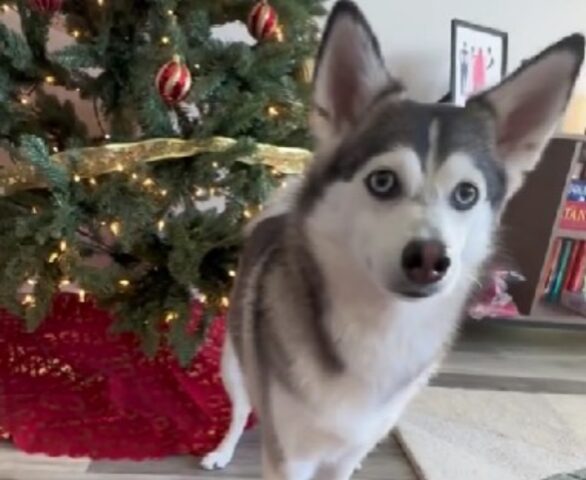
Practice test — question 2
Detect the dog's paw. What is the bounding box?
[200,449,234,470]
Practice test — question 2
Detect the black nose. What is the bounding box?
[401,240,451,285]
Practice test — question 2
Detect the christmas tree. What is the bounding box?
[0,0,324,365]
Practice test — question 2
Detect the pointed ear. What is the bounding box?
[310,0,402,150]
[467,34,585,199]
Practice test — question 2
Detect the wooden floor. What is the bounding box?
[1,320,585,480]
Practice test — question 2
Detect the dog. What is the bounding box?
[201,2,584,478]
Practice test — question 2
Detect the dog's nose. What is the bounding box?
[401,240,451,285]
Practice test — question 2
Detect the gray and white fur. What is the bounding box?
[201,2,584,479]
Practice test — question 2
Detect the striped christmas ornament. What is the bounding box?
[28,0,62,14]
[155,55,192,105]
[247,1,279,42]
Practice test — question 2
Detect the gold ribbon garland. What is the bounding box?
[0,136,312,196]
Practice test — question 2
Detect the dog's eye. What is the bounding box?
[365,169,400,199]
[451,182,479,210]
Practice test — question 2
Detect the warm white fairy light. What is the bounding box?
[212,162,219,168]
[20,96,29,105]
[73,174,81,183]
[89,177,97,186]
[48,252,59,263]
[52,146,59,153]
[221,296,230,308]
[59,240,67,252]
[27,278,37,286]
[160,189,168,197]
[22,294,35,306]
[161,36,171,45]
[109,221,121,236]
[229,270,236,278]
[45,75,56,85]
[267,105,279,117]
[118,279,130,287]
[59,278,71,288]
[167,9,174,15]
[31,206,38,214]
[78,289,86,303]
[131,173,139,181]
[97,0,104,6]
[157,219,165,232]
[104,133,111,140]
[165,311,178,323]
[243,209,252,219]
[72,30,81,39]
[143,178,155,187]
[115,163,124,172]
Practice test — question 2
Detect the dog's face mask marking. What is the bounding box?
[300,1,584,299]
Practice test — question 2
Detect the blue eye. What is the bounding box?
[365,169,400,199]
[451,182,479,210]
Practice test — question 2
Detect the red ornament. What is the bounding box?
[28,0,62,14]
[155,55,192,105]
[247,0,280,42]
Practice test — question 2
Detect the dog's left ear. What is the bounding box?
[468,34,585,200]
[311,0,402,151]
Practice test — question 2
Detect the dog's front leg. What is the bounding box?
[262,446,318,480]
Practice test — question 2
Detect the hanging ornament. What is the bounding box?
[28,0,63,14]
[295,58,315,84]
[155,55,192,105]
[247,0,280,42]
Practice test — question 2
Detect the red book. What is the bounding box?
[563,241,582,291]
[560,201,586,230]
[569,242,586,292]
[543,238,562,295]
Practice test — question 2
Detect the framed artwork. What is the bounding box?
[450,20,508,106]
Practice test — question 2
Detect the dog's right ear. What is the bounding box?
[311,0,400,151]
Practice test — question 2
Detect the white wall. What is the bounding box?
[331,0,586,101]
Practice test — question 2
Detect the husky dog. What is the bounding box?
[201,1,584,478]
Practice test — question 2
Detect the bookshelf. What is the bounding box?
[496,134,586,327]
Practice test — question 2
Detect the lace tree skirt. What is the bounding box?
[0,294,245,460]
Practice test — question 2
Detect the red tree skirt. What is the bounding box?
[0,294,244,460]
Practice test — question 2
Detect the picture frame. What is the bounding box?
[450,20,508,106]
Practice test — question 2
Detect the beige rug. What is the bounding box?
[396,387,586,480]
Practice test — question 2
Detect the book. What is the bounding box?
[563,241,583,292]
[568,241,586,292]
[559,201,586,230]
[548,239,574,302]
[567,179,586,202]
[543,238,562,295]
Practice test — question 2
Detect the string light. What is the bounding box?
[104,133,111,140]
[26,278,37,286]
[167,9,174,15]
[160,189,168,197]
[243,209,252,219]
[78,289,86,303]
[165,311,178,324]
[281,180,288,188]
[131,173,138,181]
[89,177,97,186]
[115,163,124,172]
[45,75,56,85]
[52,146,59,153]
[22,294,35,306]
[72,30,81,39]
[229,270,236,278]
[109,221,121,236]
[48,252,59,263]
[157,219,165,232]
[118,279,130,287]
[212,162,219,168]
[31,206,38,214]
[221,296,230,308]
[59,278,71,288]
[209,187,216,196]
[97,0,103,5]
[20,96,29,105]
[161,36,171,45]
[59,240,67,252]
[199,294,208,304]
[143,178,155,187]
[73,174,81,183]
[267,105,279,117]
